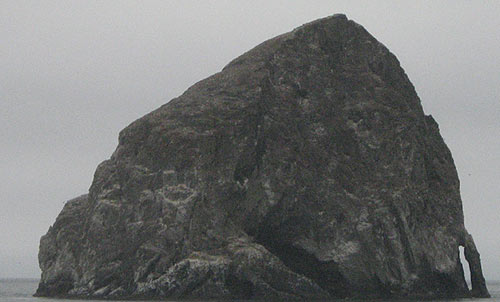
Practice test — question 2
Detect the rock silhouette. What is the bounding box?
[36,14,489,299]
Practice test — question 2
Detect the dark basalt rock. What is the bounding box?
[36,14,489,299]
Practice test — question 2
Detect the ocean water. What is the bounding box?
[1,279,499,302]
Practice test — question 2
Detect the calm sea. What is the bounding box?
[1,278,499,302]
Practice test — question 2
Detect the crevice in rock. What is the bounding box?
[255,206,350,298]
[233,75,272,185]
[258,238,349,298]
[458,245,471,291]
[225,273,254,298]
[388,199,417,273]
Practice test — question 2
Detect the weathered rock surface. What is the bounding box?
[36,14,489,299]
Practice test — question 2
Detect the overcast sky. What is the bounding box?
[1,1,499,280]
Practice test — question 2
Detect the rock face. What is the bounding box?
[36,14,489,299]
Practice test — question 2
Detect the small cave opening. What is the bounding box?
[459,245,471,291]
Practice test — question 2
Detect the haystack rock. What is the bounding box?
[36,14,489,299]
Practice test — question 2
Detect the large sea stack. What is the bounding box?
[36,14,489,299]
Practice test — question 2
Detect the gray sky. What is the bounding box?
[1,1,499,280]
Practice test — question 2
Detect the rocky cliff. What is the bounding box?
[36,14,489,299]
